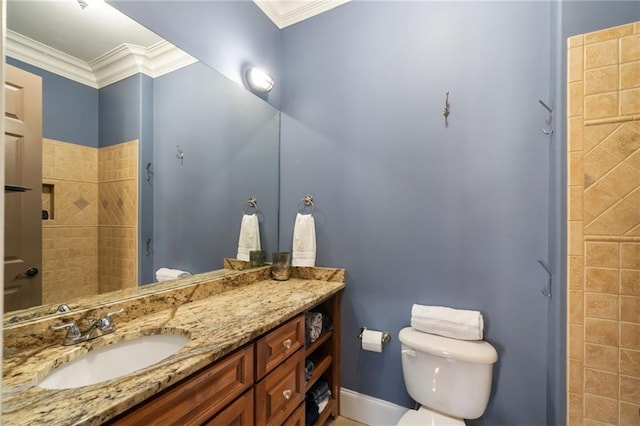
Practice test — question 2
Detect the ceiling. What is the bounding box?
[7,0,163,63]
[7,0,349,66]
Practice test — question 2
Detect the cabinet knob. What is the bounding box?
[283,338,292,350]
[283,389,292,400]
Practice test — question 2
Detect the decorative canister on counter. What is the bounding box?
[249,250,266,267]
[271,252,291,280]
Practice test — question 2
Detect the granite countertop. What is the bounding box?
[2,269,344,426]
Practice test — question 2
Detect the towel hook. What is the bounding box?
[296,195,315,215]
[176,145,184,165]
[538,100,553,135]
[145,162,153,182]
[538,259,552,297]
[243,197,258,215]
[443,91,450,127]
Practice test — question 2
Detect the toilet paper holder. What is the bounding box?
[358,327,391,345]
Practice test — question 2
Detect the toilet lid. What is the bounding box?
[397,407,465,426]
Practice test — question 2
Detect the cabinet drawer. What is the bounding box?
[204,389,254,426]
[256,315,305,380]
[255,348,305,426]
[282,403,305,426]
[109,345,253,426]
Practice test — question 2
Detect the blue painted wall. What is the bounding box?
[99,74,154,285]
[152,62,279,274]
[6,57,99,147]
[99,74,143,147]
[14,0,640,423]
[109,0,281,108]
[140,75,155,285]
[279,2,552,424]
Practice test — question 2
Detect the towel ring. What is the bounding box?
[296,195,315,215]
[243,197,258,215]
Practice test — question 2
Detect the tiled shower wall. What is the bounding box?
[97,142,139,294]
[41,139,138,304]
[567,22,640,425]
[42,139,99,303]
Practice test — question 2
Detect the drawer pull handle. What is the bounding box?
[283,339,292,350]
[283,389,292,400]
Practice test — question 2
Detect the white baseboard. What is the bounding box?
[340,388,409,426]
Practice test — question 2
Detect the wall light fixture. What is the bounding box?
[246,68,275,93]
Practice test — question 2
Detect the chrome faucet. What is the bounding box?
[51,308,125,345]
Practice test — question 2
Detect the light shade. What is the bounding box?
[246,68,274,93]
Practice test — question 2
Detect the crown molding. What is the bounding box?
[6,30,98,87]
[89,41,197,88]
[6,30,197,89]
[254,0,350,29]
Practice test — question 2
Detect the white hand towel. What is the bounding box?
[155,268,192,282]
[411,304,484,340]
[237,213,261,261]
[292,213,316,267]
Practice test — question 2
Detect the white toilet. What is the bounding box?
[397,327,498,425]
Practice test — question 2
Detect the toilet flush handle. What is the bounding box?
[402,349,417,357]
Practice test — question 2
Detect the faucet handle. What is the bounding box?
[98,308,125,332]
[51,322,82,343]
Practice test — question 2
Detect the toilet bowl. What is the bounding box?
[397,327,498,425]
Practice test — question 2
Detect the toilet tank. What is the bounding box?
[399,327,498,420]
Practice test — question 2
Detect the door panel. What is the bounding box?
[4,64,42,311]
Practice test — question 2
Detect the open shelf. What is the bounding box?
[305,355,332,393]
[306,330,332,356]
[314,398,336,426]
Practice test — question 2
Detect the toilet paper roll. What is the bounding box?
[361,329,384,353]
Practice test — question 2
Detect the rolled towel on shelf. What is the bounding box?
[305,359,315,381]
[305,399,320,426]
[305,312,323,346]
[411,304,484,341]
[306,380,330,403]
[155,268,192,282]
[318,395,331,414]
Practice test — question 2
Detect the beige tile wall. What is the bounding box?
[567,22,640,426]
[41,139,139,304]
[42,139,99,304]
[98,141,139,293]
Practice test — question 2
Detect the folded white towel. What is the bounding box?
[237,213,261,261]
[155,268,192,282]
[411,304,484,340]
[292,213,316,267]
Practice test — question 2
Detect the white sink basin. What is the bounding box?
[38,334,190,389]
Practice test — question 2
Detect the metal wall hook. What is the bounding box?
[538,259,552,297]
[538,100,553,135]
[443,91,450,127]
[146,162,153,182]
[176,145,184,165]
[146,238,152,256]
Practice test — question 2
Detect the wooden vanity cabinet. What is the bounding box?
[106,291,342,426]
[204,389,255,426]
[255,346,305,425]
[107,345,254,426]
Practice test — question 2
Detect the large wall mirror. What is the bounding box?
[4,0,280,324]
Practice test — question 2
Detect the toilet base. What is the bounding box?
[397,406,465,426]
